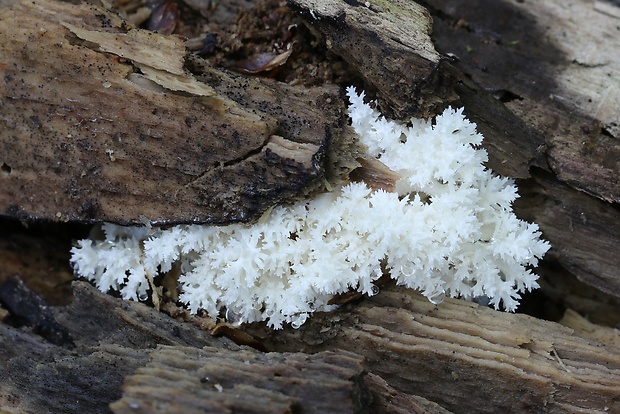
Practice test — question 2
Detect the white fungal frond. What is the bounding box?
[70,87,550,328]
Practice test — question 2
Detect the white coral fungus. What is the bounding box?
[70,87,550,328]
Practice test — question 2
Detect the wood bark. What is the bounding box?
[1,280,619,413]
[110,345,369,414]
[0,280,452,414]
[0,281,230,413]
[251,285,620,413]
[0,0,359,226]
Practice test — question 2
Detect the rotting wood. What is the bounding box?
[110,346,368,414]
[365,373,454,414]
[560,308,620,349]
[421,0,620,203]
[0,279,449,414]
[250,285,620,414]
[0,0,359,226]
[287,0,546,180]
[4,280,619,414]
[0,281,233,414]
[287,0,458,120]
[515,169,620,298]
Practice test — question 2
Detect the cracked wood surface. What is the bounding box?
[3,280,618,413]
[0,0,356,226]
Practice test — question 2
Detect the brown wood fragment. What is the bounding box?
[210,323,269,352]
[287,0,458,120]
[253,286,620,414]
[0,0,358,226]
[365,373,453,414]
[110,345,369,414]
[349,157,401,193]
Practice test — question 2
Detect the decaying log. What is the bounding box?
[0,0,358,226]
[0,279,432,414]
[515,170,620,299]
[560,308,620,349]
[111,346,368,414]
[3,279,618,414]
[0,278,447,414]
[290,0,620,298]
[253,285,620,414]
[416,0,620,298]
[113,346,452,413]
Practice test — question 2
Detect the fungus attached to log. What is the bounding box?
[71,88,550,328]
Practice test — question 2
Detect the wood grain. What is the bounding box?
[253,285,620,413]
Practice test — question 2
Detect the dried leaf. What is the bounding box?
[233,48,293,74]
[147,0,178,35]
